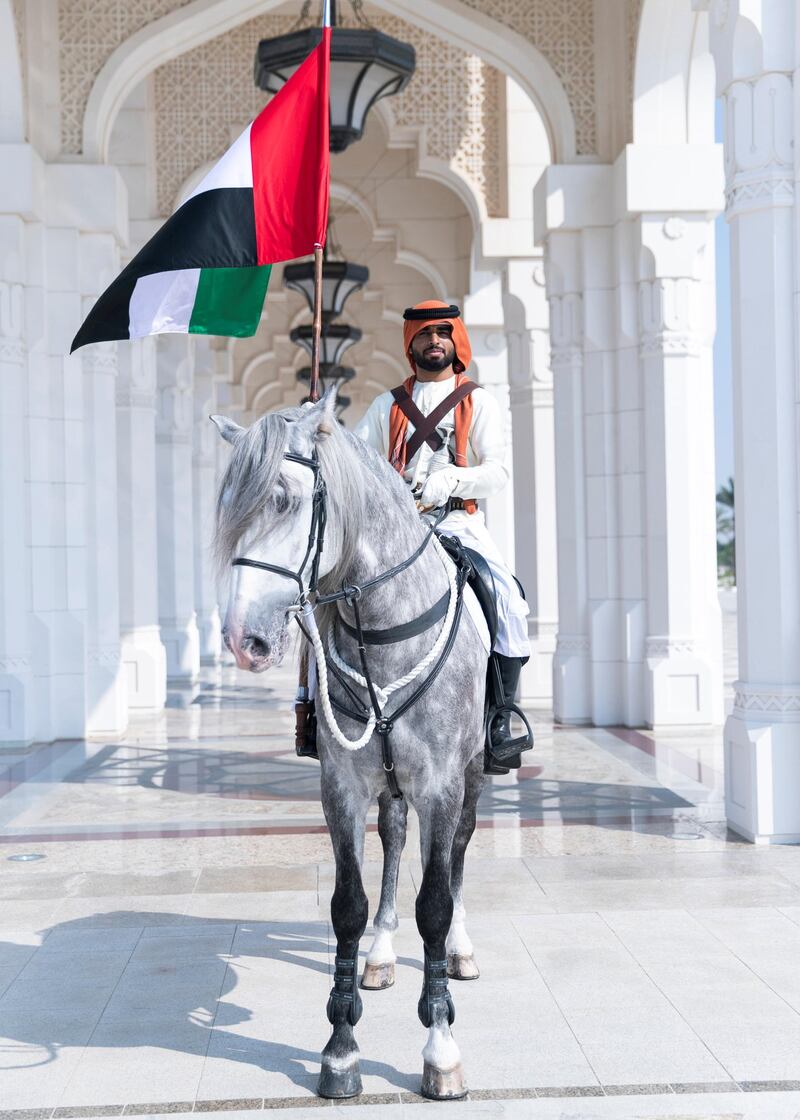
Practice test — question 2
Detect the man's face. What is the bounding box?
[410,323,456,375]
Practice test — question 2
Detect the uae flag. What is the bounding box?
[71,26,330,352]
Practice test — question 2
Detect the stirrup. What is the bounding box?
[485,702,534,764]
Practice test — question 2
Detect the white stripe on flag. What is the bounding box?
[186,123,254,204]
[129,269,201,338]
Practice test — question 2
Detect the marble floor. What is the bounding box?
[3,594,800,1119]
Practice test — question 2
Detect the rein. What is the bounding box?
[231,448,466,799]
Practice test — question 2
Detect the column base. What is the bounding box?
[552,635,591,724]
[645,637,723,727]
[725,687,800,844]
[197,608,222,665]
[520,622,556,705]
[0,661,35,745]
[86,647,128,736]
[161,615,200,682]
[121,626,167,710]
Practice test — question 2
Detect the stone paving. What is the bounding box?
[2,595,800,1118]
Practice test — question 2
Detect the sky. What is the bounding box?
[713,100,734,489]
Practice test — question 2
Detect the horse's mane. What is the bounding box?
[214,406,420,597]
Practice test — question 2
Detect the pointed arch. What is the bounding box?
[82,0,575,163]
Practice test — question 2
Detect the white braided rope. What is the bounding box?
[300,537,458,752]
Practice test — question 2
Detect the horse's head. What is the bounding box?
[211,390,339,672]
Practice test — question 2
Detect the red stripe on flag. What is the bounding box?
[250,28,330,265]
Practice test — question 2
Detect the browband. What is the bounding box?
[403,304,460,321]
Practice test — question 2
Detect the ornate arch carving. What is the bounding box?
[64,0,578,163]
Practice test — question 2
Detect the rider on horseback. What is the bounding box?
[352,300,531,774]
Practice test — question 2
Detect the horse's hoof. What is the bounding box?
[317,1063,362,1099]
[447,952,480,981]
[421,1061,468,1100]
[361,961,395,989]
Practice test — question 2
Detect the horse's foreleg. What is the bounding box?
[362,789,408,990]
[447,753,483,980]
[415,784,467,1101]
[318,784,369,1100]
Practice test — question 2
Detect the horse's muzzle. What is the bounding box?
[237,632,271,670]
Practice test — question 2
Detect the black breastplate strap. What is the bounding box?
[337,588,449,645]
[391,380,478,463]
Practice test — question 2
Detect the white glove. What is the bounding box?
[419,468,458,510]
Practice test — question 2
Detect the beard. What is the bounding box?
[414,348,455,373]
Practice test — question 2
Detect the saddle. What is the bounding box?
[435,533,498,649]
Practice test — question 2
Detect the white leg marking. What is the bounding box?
[446,900,474,958]
[366,926,396,966]
[422,1022,462,1072]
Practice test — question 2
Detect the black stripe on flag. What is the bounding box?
[71,188,259,351]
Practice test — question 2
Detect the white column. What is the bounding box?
[541,220,591,724]
[0,216,34,743]
[536,155,723,729]
[30,219,87,740]
[635,208,723,728]
[582,222,626,725]
[156,335,200,681]
[504,258,558,703]
[117,339,167,709]
[465,272,515,567]
[704,0,800,841]
[79,233,127,735]
[193,340,222,664]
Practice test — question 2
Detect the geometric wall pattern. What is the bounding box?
[56,0,597,159]
[460,0,596,154]
[58,0,195,152]
[153,3,504,217]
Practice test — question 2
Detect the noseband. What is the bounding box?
[230,445,469,799]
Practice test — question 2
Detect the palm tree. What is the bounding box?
[716,477,735,586]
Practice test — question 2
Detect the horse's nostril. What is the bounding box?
[243,634,269,659]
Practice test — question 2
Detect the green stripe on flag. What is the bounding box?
[188,265,271,337]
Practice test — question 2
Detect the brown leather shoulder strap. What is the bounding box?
[404,380,478,463]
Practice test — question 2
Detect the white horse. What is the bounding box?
[212,389,488,1100]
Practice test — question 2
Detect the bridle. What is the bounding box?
[233,450,328,601]
[230,446,469,798]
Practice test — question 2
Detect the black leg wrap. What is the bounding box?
[326,956,363,1027]
[417,954,455,1028]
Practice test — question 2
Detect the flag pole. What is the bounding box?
[309,242,324,403]
[309,0,332,405]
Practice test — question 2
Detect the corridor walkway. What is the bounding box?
[2,598,800,1119]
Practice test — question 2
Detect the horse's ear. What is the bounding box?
[210,414,244,444]
[299,384,338,442]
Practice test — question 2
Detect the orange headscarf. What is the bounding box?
[389,301,477,513]
[401,300,472,375]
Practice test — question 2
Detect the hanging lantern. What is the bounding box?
[255,25,416,153]
[290,323,361,366]
[283,261,368,321]
[296,365,356,387]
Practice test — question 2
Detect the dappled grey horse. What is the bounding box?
[211,388,488,1100]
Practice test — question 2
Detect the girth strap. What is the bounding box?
[390,380,478,463]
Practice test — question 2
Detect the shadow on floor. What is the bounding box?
[0,913,420,1094]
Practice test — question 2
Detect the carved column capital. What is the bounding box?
[82,341,117,376]
[0,281,24,364]
[547,292,583,368]
[724,73,794,218]
[638,277,701,358]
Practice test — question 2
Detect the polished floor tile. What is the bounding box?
[0,625,798,1115]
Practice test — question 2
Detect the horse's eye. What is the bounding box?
[272,486,289,514]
